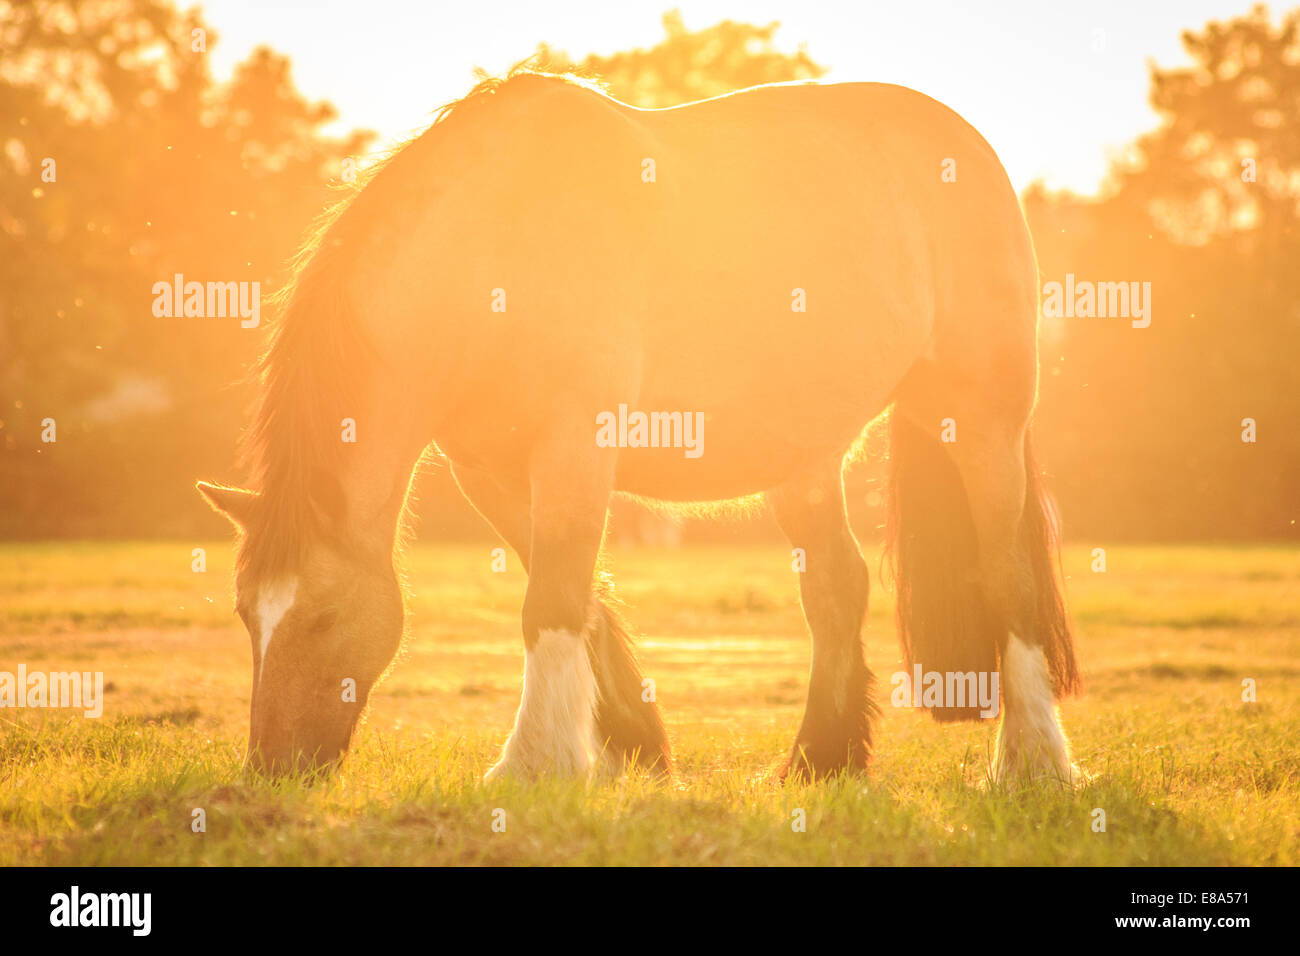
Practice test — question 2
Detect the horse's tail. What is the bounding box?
[884,414,1079,722]
[1020,438,1082,699]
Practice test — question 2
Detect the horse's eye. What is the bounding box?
[313,609,339,633]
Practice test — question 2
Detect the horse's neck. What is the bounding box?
[332,394,428,551]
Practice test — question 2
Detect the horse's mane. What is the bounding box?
[238,65,586,576]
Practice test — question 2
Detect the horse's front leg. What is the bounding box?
[486,425,617,780]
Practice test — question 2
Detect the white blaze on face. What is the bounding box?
[256,578,298,682]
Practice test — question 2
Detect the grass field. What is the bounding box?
[1,539,1297,865]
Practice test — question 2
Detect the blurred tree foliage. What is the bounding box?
[1,2,1295,541]
[1025,3,1299,541]
[533,9,825,106]
[1,0,371,535]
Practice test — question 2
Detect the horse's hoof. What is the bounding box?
[992,756,1086,791]
[482,752,597,782]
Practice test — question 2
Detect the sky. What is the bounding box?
[200,0,1268,195]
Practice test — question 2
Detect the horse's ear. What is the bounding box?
[197,481,259,529]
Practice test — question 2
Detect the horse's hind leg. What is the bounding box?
[767,456,877,780]
[951,426,1078,785]
[451,461,672,778]
[892,346,1081,786]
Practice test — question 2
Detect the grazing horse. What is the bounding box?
[198,70,1081,783]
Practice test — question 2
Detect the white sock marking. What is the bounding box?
[489,627,599,778]
[995,633,1075,783]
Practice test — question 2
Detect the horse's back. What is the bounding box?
[633,80,1031,336]
[615,82,1036,496]
[352,76,1038,500]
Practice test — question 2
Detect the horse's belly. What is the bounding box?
[613,274,921,501]
[613,435,845,501]
[610,368,895,501]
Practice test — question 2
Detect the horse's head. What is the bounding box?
[197,481,403,777]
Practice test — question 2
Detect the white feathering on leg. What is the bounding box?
[487,628,599,779]
[994,633,1078,786]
